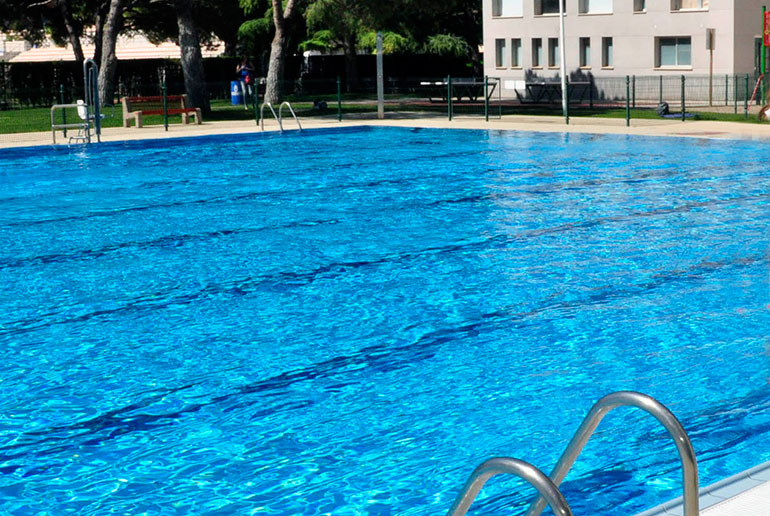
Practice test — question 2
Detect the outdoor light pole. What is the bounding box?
[558,0,568,124]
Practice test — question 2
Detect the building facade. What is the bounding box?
[484,0,768,89]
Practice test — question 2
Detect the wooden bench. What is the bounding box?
[121,95,202,128]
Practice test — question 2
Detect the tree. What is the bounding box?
[97,0,125,105]
[174,0,210,112]
[264,0,300,104]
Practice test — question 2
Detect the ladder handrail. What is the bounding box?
[446,457,573,516]
[83,59,101,142]
[278,101,302,131]
[524,391,698,516]
[260,102,282,132]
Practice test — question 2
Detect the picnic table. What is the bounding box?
[420,79,497,103]
[515,81,592,104]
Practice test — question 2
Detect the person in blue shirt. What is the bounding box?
[236,57,255,110]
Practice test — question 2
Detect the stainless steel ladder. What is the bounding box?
[50,59,102,145]
[260,101,302,132]
[446,391,699,516]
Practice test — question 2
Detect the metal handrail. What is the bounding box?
[50,104,91,144]
[260,102,282,132]
[446,457,573,516]
[278,101,302,131]
[83,59,101,142]
[524,391,698,516]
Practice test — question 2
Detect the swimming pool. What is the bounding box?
[0,126,768,515]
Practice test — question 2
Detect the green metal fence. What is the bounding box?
[3,73,770,145]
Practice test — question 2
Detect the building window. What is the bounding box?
[634,0,646,11]
[602,37,613,67]
[657,37,691,67]
[532,38,543,67]
[495,39,507,67]
[511,38,522,67]
[493,0,524,17]
[671,0,708,10]
[548,38,560,67]
[579,37,591,67]
[535,0,565,15]
[579,0,612,14]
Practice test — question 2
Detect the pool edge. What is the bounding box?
[634,459,770,516]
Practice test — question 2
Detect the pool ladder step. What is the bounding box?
[260,101,302,132]
[446,391,699,516]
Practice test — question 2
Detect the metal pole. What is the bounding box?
[484,75,489,122]
[659,75,663,104]
[60,84,67,138]
[632,75,636,108]
[558,0,568,124]
[376,31,385,120]
[745,73,750,118]
[681,75,686,121]
[254,78,260,125]
[589,75,593,109]
[734,74,738,114]
[763,6,767,102]
[337,76,342,122]
[565,75,570,125]
[625,75,630,127]
[162,80,168,131]
[447,75,453,121]
[709,47,714,106]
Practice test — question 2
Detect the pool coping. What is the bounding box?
[5,113,770,150]
[634,459,770,516]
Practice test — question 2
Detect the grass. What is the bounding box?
[0,98,764,135]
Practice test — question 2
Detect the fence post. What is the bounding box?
[589,75,594,109]
[632,75,636,108]
[337,76,342,122]
[625,75,630,127]
[659,75,663,105]
[162,79,168,131]
[59,84,67,138]
[681,75,686,122]
[254,79,260,125]
[447,75,453,121]
[745,74,749,119]
[734,74,738,114]
[484,75,489,122]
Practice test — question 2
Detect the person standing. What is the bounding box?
[236,57,255,110]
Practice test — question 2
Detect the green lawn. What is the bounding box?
[0,98,763,135]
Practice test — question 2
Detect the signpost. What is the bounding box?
[763,7,768,103]
[706,28,715,106]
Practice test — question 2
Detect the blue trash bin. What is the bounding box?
[231,81,243,106]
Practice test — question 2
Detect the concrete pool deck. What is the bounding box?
[636,460,770,516]
[4,112,770,149]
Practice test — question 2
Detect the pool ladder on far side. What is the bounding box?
[260,101,302,132]
[445,391,699,516]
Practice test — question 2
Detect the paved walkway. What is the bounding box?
[4,112,770,149]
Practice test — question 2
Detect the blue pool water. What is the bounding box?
[0,126,769,515]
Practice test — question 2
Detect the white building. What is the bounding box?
[484,0,768,90]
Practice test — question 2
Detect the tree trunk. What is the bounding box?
[97,0,125,106]
[264,0,298,104]
[174,0,210,113]
[343,35,359,93]
[58,0,84,64]
[93,0,110,66]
